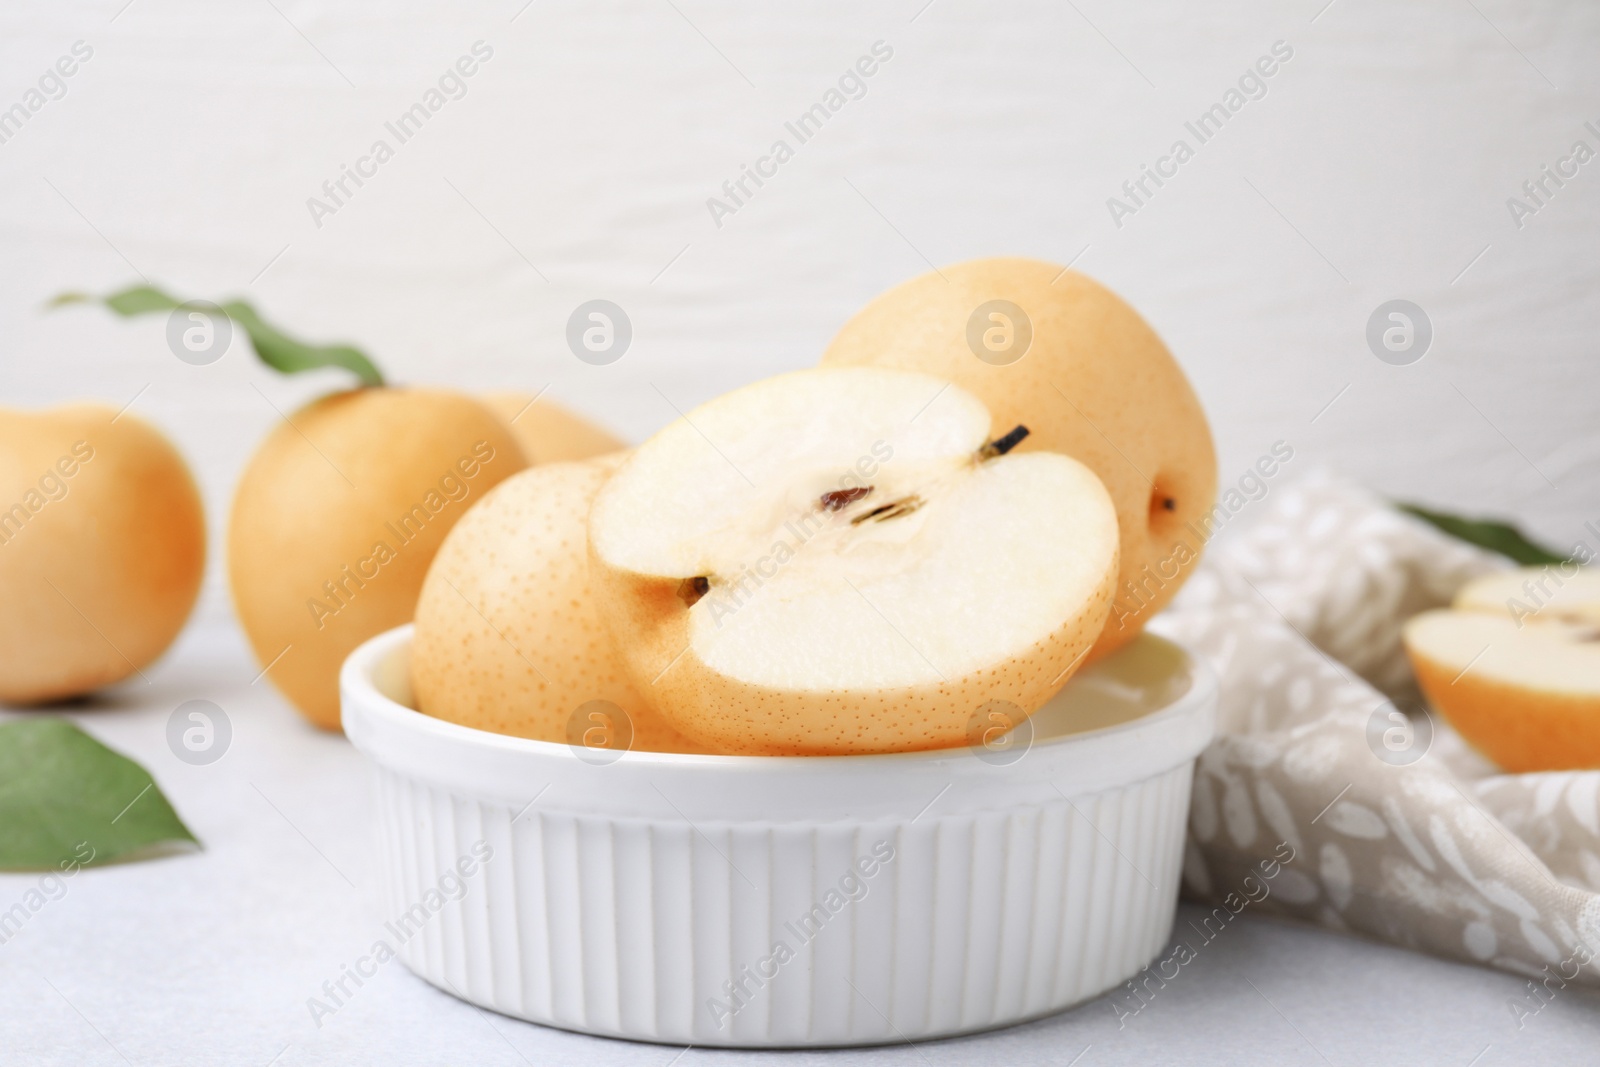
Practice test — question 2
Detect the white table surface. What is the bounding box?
[3,0,1599,1062]
[2,626,1598,1067]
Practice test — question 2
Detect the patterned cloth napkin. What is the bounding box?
[1148,471,1600,998]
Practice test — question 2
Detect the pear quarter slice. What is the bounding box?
[588,367,1119,755]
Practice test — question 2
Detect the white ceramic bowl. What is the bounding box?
[342,625,1215,1048]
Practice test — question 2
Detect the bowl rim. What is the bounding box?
[341,623,1217,772]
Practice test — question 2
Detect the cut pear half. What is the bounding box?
[588,367,1119,755]
[1402,565,1600,771]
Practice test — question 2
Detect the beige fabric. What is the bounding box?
[1151,471,1600,990]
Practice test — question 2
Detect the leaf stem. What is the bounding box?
[51,284,385,387]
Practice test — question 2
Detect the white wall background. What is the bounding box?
[2,0,1597,629]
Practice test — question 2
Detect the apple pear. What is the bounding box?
[0,404,204,703]
[50,284,535,728]
[410,454,705,752]
[1404,566,1600,771]
[821,258,1215,659]
[588,367,1119,755]
[230,388,526,729]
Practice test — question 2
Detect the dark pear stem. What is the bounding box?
[979,424,1029,460]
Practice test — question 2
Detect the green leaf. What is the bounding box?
[217,299,383,386]
[1397,503,1569,566]
[51,283,385,387]
[0,718,197,870]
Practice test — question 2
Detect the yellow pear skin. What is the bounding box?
[229,388,526,729]
[822,258,1216,659]
[0,404,205,703]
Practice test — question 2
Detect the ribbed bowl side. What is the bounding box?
[372,761,1194,1047]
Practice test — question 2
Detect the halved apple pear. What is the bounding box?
[1404,567,1600,772]
[587,367,1119,755]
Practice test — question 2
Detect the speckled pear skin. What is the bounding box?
[411,454,707,753]
[822,258,1217,659]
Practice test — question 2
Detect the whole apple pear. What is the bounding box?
[49,284,538,728]
[0,404,205,703]
[230,388,526,729]
[821,258,1216,659]
[411,453,707,752]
